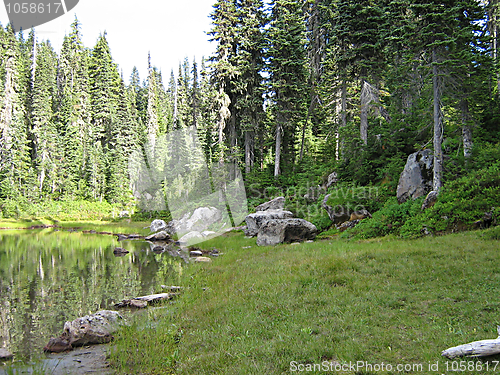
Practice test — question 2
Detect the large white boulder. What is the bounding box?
[245,210,294,237]
[397,150,433,204]
[256,218,317,246]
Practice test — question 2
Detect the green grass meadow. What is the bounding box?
[109,229,500,374]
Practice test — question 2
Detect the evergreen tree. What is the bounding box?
[208,0,239,165]
[88,32,122,200]
[267,0,308,177]
[55,17,92,198]
[28,39,59,195]
[0,25,33,200]
[235,0,267,173]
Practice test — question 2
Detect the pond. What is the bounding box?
[0,226,186,365]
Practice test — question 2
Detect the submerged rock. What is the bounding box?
[145,231,170,241]
[113,247,129,255]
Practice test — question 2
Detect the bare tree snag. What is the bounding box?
[442,326,500,359]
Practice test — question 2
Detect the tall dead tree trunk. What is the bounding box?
[490,0,500,94]
[460,98,473,160]
[299,97,316,161]
[360,80,369,146]
[274,122,282,178]
[432,48,443,192]
[244,129,254,174]
[335,79,347,161]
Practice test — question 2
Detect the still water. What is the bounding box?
[0,227,185,362]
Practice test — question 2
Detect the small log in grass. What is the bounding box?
[442,326,500,359]
[115,292,178,308]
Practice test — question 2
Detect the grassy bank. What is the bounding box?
[109,229,500,374]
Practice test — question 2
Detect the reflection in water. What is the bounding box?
[0,229,185,361]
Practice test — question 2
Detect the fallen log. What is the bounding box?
[115,292,178,308]
[442,326,500,359]
[161,285,182,291]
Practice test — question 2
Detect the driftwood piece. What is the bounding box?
[161,285,182,291]
[115,292,178,308]
[442,326,500,359]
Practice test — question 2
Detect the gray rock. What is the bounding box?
[0,348,13,360]
[256,218,317,246]
[255,197,285,212]
[147,219,167,233]
[326,172,338,189]
[119,210,130,218]
[245,210,294,237]
[113,247,129,254]
[166,207,223,236]
[337,220,360,232]
[322,194,351,224]
[178,231,204,245]
[63,310,122,347]
[44,311,123,352]
[421,190,439,210]
[201,230,217,237]
[145,230,170,241]
[188,207,222,232]
[397,150,433,204]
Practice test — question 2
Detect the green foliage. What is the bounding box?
[349,162,500,239]
[0,198,119,221]
[482,226,500,240]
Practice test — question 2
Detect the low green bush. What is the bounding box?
[348,162,500,239]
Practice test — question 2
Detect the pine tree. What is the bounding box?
[235,0,267,173]
[106,77,137,204]
[88,32,122,200]
[28,39,59,195]
[208,0,239,166]
[410,0,463,191]
[0,25,33,200]
[55,17,92,198]
[267,0,308,177]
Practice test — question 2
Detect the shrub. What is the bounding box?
[349,162,500,239]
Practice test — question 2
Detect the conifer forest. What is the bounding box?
[0,0,499,230]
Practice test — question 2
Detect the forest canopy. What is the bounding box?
[0,0,499,226]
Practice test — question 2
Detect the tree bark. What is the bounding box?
[432,48,443,192]
[460,99,473,160]
[299,96,316,161]
[274,123,282,177]
[442,326,500,359]
[360,80,369,145]
[335,79,347,161]
[245,130,254,174]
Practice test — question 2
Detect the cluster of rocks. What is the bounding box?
[321,194,372,231]
[244,197,317,246]
[320,150,439,231]
[145,207,223,246]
